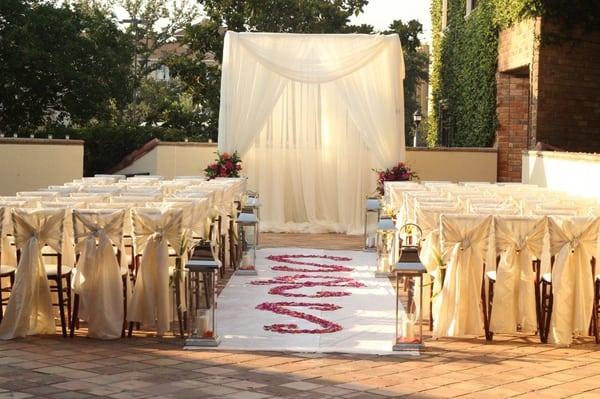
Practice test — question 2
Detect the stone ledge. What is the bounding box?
[407,147,497,153]
[525,150,600,162]
[157,141,216,147]
[0,138,84,145]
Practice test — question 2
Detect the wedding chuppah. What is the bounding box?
[218,32,406,234]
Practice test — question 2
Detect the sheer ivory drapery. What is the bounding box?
[219,32,405,234]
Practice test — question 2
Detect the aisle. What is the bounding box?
[213,247,405,355]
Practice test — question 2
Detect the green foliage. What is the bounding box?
[429,0,498,147]
[0,0,134,132]
[429,0,600,147]
[34,125,209,176]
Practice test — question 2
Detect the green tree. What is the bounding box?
[385,19,429,144]
[0,0,134,132]
[117,0,199,87]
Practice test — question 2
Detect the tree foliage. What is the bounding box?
[0,0,134,132]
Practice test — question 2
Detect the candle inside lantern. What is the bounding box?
[241,253,254,270]
[197,310,209,335]
[402,319,415,340]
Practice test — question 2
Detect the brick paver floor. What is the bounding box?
[1,233,599,399]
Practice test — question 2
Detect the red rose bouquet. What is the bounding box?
[373,162,418,195]
[204,151,242,179]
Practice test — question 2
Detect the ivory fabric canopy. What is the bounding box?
[218,32,405,234]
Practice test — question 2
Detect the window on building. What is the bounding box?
[466,0,478,16]
[442,0,448,30]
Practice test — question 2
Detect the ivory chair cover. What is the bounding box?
[17,191,59,199]
[415,204,461,273]
[0,201,29,267]
[40,202,83,268]
[72,209,125,339]
[547,216,600,345]
[164,198,211,239]
[0,208,64,339]
[490,216,547,334]
[414,204,461,322]
[127,208,183,335]
[434,214,492,338]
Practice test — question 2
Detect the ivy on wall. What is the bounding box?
[428,0,600,147]
[428,0,498,147]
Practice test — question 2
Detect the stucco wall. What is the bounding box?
[118,143,497,183]
[117,142,217,178]
[406,147,498,182]
[522,150,600,200]
[0,139,84,195]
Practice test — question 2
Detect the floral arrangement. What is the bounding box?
[204,151,242,179]
[373,162,418,196]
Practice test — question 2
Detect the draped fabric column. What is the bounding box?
[218,32,405,234]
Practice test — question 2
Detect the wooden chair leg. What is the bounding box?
[66,274,72,324]
[540,281,553,344]
[174,272,185,339]
[70,294,80,337]
[56,274,67,337]
[0,274,3,322]
[591,260,598,343]
[485,279,495,341]
[128,322,134,337]
[481,270,491,341]
[122,275,127,338]
[429,283,433,332]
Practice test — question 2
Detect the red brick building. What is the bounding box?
[496,19,600,181]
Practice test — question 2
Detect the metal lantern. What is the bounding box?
[235,212,258,276]
[393,262,426,352]
[243,191,261,245]
[363,197,381,251]
[375,218,397,277]
[184,259,221,348]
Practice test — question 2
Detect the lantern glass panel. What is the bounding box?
[241,223,257,270]
[364,198,381,250]
[376,218,397,276]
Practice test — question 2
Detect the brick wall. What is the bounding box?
[497,71,530,181]
[497,18,537,72]
[535,24,600,152]
[496,18,538,182]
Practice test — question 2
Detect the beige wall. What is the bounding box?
[406,147,498,182]
[523,150,600,200]
[119,142,497,183]
[0,139,84,195]
[118,142,217,178]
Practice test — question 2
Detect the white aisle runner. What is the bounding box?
[214,248,405,355]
